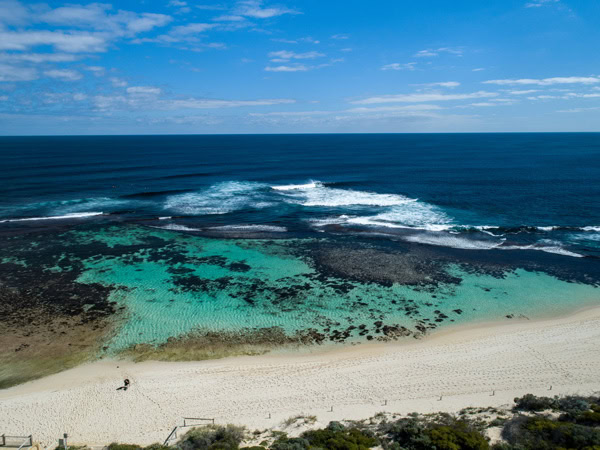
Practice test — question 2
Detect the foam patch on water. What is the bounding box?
[152,224,201,232]
[271,182,318,191]
[0,197,130,219]
[274,181,417,207]
[0,211,104,223]
[164,181,272,215]
[310,201,452,231]
[210,224,288,232]
[402,233,505,250]
[500,240,584,258]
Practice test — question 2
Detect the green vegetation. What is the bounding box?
[378,413,488,450]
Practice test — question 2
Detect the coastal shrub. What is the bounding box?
[513,394,556,412]
[379,415,489,450]
[501,415,600,449]
[108,444,142,450]
[176,425,246,450]
[301,423,377,450]
[269,436,310,450]
[144,444,171,450]
[426,422,489,450]
[556,396,591,416]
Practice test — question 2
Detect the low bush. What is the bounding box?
[302,422,377,450]
[107,444,142,450]
[513,394,556,412]
[176,424,246,450]
[502,415,600,449]
[379,415,489,450]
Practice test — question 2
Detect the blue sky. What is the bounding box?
[0,0,599,134]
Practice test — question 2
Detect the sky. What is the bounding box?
[0,0,599,134]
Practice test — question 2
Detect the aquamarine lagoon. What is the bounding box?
[6,224,598,358]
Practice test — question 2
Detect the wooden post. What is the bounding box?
[2,434,5,446]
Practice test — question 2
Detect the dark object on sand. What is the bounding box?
[117,379,131,391]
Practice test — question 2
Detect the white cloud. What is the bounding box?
[472,68,485,72]
[381,62,416,71]
[484,77,600,86]
[44,69,83,81]
[0,0,30,25]
[235,0,299,19]
[265,64,309,72]
[525,0,559,7]
[0,63,37,81]
[345,104,443,113]
[110,77,127,87]
[0,3,172,55]
[281,37,319,44]
[331,34,349,40]
[92,87,295,111]
[127,86,162,95]
[0,95,8,101]
[424,81,460,88]
[0,30,108,53]
[39,4,172,35]
[83,65,105,76]
[352,91,498,104]
[213,15,246,21]
[415,47,464,57]
[170,23,218,35]
[508,89,540,94]
[167,98,295,109]
[268,50,325,61]
[557,106,600,113]
[0,52,80,63]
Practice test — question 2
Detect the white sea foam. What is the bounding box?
[152,224,201,232]
[500,240,584,258]
[275,180,417,207]
[271,182,318,191]
[158,216,172,220]
[402,234,506,250]
[164,181,272,215]
[310,199,453,231]
[210,225,288,232]
[0,211,104,223]
[53,197,130,215]
[582,226,600,232]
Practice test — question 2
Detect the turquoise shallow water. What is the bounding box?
[61,225,599,352]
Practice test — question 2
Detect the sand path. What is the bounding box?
[2,307,600,447]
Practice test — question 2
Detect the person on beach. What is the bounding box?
[117,379,130,391]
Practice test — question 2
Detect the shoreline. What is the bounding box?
[2,304,600,447]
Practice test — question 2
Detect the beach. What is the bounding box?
[2,306,599,447]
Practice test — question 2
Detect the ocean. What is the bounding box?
[1,133,599,383]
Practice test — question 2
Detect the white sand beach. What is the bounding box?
[2,307,600,448]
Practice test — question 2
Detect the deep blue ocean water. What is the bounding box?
[1,134,600,356]
[1,133,599,256]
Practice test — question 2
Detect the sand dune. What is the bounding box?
[2,307,600,447]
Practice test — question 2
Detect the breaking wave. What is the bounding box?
[164,181,273,215]
[0,211,104,223]
[273,181,417,207]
